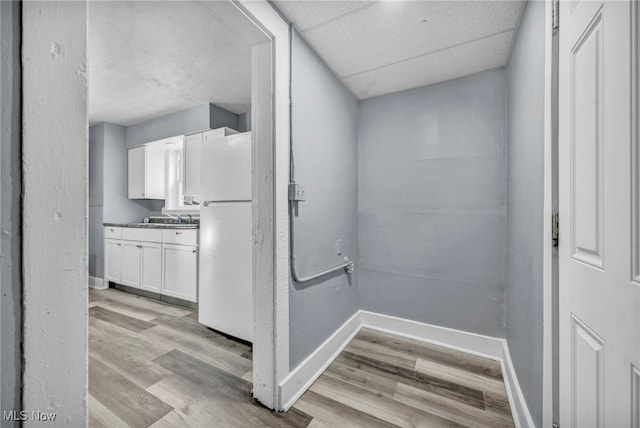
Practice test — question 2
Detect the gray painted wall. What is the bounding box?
[89,124,105,278]
[125,103,239,148]
[358,70,508,338]
[289,32,359,368]
[238,112,251,132]
[505,2,545,426]
[0,0,21,421]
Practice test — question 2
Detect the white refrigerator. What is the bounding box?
[198,132,253,342]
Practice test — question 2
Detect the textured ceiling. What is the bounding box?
[274,0,526,99]
[88,1,267,127]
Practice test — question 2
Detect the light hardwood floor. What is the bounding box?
[89,288,514,428]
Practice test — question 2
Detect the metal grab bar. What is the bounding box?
[287,23,355,284]
[291,257,354,283]
[289,203,355,284]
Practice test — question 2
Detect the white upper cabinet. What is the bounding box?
[183,133,203,197]
[128,145,166,199]
[183,127,238,197]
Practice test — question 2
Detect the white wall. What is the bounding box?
[22,1,88,424]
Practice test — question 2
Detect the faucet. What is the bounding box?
[164,212,183,224]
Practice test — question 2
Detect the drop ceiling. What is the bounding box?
[273,0,526,99]
[88,1,267,127]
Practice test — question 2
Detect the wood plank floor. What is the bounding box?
[89,288,514,428]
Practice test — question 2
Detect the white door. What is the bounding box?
[163,244,198,302]
[104,239,122,283]
[121,241,141,288]
[199,202,253,342]
[558,1,639,426]
[140,242,162,293]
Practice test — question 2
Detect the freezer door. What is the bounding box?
[201,132,252,201]
[198,202,253,342]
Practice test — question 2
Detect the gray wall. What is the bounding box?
[358,70,508,338]
[0,0,21,421]
[289,33,359,368]
[89,124,105,278]
[505,2,545,426]
[238,112,251,132]
[125,103,239,148]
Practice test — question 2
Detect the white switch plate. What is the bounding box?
[288,183,306,201]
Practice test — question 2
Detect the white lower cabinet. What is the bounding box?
[141,242,162,293]
[121,241,142,288]
[162,244,198,302]
[104,226,197,303]
[104,238,123,283]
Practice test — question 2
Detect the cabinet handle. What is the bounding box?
[176,232,182,235]
[117,243,121,246]
[136,245,142,248]
[192,250,196,253]
[110,228,114,232]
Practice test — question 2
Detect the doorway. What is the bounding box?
[20,0,291,421]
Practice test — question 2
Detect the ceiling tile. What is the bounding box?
[301,0,524,77]
[344,30,513,99]
[274,1,375,31]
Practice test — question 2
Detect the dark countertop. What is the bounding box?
[103,222,199,230]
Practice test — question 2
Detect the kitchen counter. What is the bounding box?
[103,222,199,229]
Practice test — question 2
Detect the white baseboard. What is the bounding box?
[278,311,361,411]
[359,310,505,361]
[501,341,536,428]
[280,310,534,428]
[88,276,107,290]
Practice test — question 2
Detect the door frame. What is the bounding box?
[542,0,559,426]
[20,0,291,421]
[231,0,291,410]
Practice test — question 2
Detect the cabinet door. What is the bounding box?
[128,147,146,199]
[163,244,197,302]
[183,133,202,196]
[140,242,162,293]
[121,241,141,288]
[145,147,166,199]
[104,239,123,283]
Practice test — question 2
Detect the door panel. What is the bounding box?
[104,239,122,283]
[570,10,603,268]
[559,1,638,426]
[121,242,140,288]
[163,244,197,302]
[571,315,604,427]
[140,242,162,293]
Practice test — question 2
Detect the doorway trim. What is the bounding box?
[233,0,291,410]
[542,0,559,426]
[20,0,291,420]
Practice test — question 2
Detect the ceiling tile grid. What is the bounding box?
[275,0,526,100]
